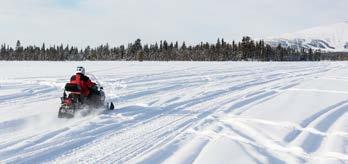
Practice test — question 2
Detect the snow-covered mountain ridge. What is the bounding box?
[265,22,348,52]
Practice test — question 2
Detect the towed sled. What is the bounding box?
[58,83,114,118]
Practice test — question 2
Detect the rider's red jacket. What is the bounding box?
[70,73,95,97]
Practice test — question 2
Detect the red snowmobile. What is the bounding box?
[58,83,114,118]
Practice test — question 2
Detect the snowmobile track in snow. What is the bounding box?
[0,62,347,163]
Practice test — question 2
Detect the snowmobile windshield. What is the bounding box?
[85,73,102,87]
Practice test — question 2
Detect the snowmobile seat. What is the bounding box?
[63,83,83,104]
[65,83,81,93]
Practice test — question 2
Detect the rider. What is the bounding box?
[70,66,99,99]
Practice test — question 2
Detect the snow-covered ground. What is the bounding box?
[0,61,348,164]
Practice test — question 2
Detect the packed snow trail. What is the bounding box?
[0,61,347,163]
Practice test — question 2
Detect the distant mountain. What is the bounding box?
[265,21,348,52]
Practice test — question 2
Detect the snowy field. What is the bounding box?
[0,61,348,164]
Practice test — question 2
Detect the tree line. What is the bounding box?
[0,36,322,61]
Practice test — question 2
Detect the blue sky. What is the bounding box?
[0,0,347,48]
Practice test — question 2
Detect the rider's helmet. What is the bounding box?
[76,66,85,75]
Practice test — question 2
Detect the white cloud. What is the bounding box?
[0,0,347,48]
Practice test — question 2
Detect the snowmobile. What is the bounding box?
[58,83,114,118]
